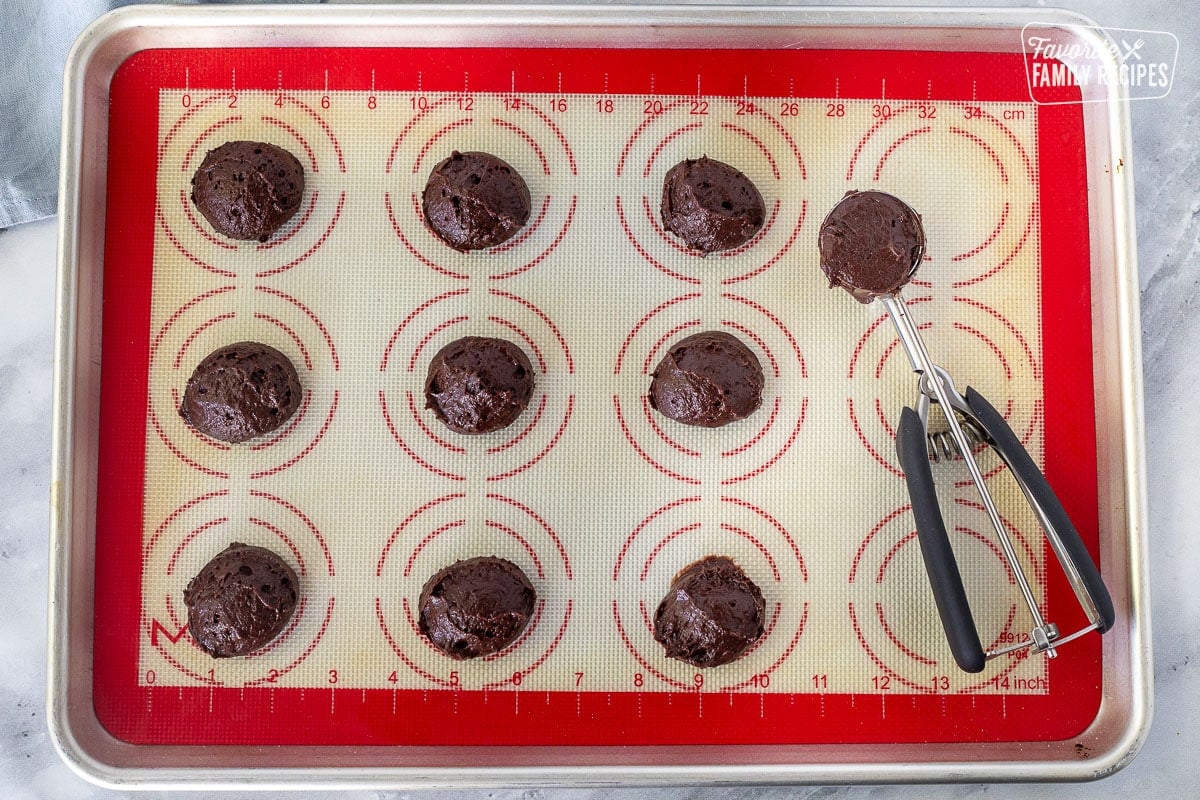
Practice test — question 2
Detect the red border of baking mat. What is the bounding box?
[92,47,1098,746]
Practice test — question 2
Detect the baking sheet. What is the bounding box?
[50,4,1148,786]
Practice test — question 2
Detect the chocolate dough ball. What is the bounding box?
[180,342,302,444]
[422,151,532,251]
[649,331,764,427]
[424,336,535,435]
[190,141,305,242]
[184,542,299,658]
[817,189,926,303]
[654,556,765,668]
[661,156,765,253]
[418,556,537,659]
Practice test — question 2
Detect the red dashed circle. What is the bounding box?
[611,496,807,690]
[378,289,574,482]
[384,96,577,281]
[156,93,348,278]
[374,493,573,689]
[844,106,1035,290]
[142,489,335,687]
[613,292,807,486]
[848,497,1044,691]
[615,98,807,286]
[148,286,339,479]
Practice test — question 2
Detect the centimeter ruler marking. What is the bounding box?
[170,68,1026,108]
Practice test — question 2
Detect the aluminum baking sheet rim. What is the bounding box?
[47,4,1151,788]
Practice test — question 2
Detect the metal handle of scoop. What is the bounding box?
[881,295,1113,672]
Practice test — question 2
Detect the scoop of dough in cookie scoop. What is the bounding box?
[818,190,925,303]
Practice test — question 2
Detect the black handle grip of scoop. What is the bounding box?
[896,406,987,673]
[964,387,1116,633]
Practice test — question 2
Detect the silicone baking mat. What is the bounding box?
[92,46,1100,747]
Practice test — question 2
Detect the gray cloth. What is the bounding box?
[0,0,124,227]
[0,0,319,229]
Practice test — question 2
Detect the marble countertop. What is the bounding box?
[2,1,1196,797]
